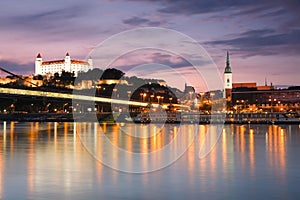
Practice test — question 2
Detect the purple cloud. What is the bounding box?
[206,28,300,57]
[123,16,162,26]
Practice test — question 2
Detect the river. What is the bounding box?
[0,122,299,199]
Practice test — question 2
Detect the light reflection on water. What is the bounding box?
[0,122,299,199]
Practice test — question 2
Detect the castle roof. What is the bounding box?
[42,60,64,65]
[71,59,88,65]
[37,53,42,58]
[41,59,89,65]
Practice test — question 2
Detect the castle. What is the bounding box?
[35,53,93,76]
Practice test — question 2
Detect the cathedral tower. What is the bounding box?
[224,51,232,100]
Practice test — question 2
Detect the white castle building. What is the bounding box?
[35,52,93,76]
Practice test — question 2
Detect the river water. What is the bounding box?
[0,122,299,199]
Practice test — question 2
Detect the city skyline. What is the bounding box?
[0,0,299,91]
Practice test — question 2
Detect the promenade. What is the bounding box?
[1,112,299,124]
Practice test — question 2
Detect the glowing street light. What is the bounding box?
[127,91,131,98]
[63,103,68,112]
[45,103,51,112]
[150,94,155,102]
[157,96,161,104]
[140,93,143,101]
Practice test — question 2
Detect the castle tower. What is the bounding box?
[64,52,71,72]
[35,53,43,75]
[224,51,232,100]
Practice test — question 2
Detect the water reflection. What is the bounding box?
[0,122,298,199]
[266,125,287,184]
[249,128,255,174]
[0,122,4,199]
[79,123,198,173]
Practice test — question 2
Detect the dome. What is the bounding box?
[225,66,231,73]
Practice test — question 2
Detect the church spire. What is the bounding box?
[224,51,232,73]
[226,51,230,66]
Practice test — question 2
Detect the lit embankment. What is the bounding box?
[0,87,181,109]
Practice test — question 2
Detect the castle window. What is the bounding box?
[227,78,230,83]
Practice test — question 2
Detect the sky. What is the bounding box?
[0,0,299,91]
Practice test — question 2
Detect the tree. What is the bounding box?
[101,68,125,80]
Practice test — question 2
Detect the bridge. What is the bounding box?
[0,86,150,107]
[0,67,188,110]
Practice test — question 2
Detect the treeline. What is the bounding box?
[77,68,166,86]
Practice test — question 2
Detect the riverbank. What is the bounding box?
[0,113,112,123]
[1,112,300,124]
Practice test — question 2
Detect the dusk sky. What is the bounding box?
[0,0,299,91]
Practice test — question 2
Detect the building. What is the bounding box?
[224,51,232,100]
[231,87,300,112]
[220,51,300,112]
[223,52,274,101]
[232,82,274,91]
[35,53,93,76]
[232,87,300,104]
[232,82,256,88]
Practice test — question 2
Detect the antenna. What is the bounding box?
[265,77,267,86]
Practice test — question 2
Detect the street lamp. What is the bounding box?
[269,97,275,113]
[140,93,143,101]
[63,103,68,112]
[127,91,131,98]
[31,103,34,113]
[157,96,161,104]
[45,103,51,112]
[10,104,15,113]
[150,94,155,102]
[113,88,118,98]
[143,93,147,101]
